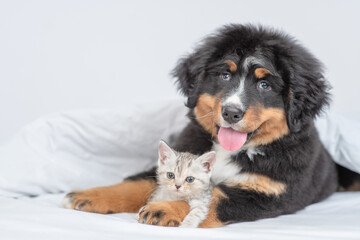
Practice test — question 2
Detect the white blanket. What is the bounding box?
[1,100,360,239]
[1,193,359,240]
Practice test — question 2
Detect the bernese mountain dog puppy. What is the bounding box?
[63,24,360,227]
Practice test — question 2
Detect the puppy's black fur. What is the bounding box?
[131,24,359,225]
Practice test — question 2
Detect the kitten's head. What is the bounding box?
[157,140,216,198]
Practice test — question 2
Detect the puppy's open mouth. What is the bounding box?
[216,125,259,151]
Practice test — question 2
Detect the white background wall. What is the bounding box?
[0,0,359,144]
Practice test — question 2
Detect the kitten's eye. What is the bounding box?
[258,81,271,91]
[220,72,231,81]
[186,176,195,183]
[167,172,175,179]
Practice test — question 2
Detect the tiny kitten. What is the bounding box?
[139,140,216,228]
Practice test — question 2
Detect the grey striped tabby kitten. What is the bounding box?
[140,140,216,228]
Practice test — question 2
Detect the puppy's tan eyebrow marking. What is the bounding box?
[225,60,237,72]
[254,68,271,79]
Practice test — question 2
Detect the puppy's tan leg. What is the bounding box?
[62,179,157,214]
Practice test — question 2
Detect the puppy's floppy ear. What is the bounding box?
[172,46,214,108]
[282,48,331,132]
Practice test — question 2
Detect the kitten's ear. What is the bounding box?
[158,140,176,165]
[198,151,216,173]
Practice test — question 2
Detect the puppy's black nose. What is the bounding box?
[175,185,181,189]
[222,106,244,124]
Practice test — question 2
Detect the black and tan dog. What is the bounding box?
[62,24,360,227]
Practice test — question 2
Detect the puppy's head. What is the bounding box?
[173,24,330,151]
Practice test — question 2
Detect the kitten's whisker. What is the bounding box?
[144,186,159,198]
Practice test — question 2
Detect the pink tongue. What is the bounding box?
[218,127,247,151]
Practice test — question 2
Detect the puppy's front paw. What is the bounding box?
[138,201,190,227]
[136,206,146,221]
[61,191,94,212]
[61,180,157,214]
[61,190,114,213]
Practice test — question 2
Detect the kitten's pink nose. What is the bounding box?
[175,185,181,190]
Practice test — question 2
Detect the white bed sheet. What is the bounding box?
[1,192,359,240]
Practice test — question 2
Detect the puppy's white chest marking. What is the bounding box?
[211,143,242,185]
[246,147,264,160]
[211,143,265,185]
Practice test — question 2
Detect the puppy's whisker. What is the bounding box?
[197,112,214,119]
[188,111,214,121]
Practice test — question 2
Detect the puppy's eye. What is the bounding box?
[258,81,271,90]
[185,176,195,183]
[167,172,175,179]
[220,72,231,81]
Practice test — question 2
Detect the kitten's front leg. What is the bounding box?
[138,187,225,227]
[180,198,211,228]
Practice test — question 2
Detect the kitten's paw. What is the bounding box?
[179,222,196,228]
[138,201,190,227]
